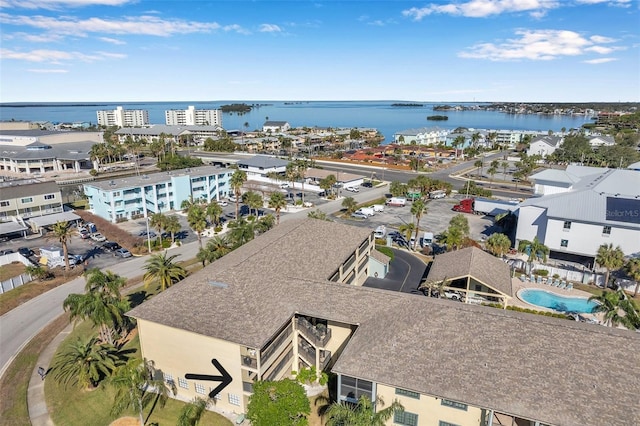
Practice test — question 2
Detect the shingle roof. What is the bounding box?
[426,247,513,296]
[127,218,640,426]
[238,155,289,169]
[263,121,288,126]
[0,181,60,199]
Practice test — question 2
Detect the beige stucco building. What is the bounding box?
[128,218,639,426]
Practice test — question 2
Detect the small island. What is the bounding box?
[391,103,424,107]
[220,103,252,113]
[427,115,449,121]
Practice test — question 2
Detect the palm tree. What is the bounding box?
[486,233,511,257]
[624,258,640,297]
[51,336,126,389]
[449,214,470,237]
[51,221,75,272]
[143,252,187,292]
[441,226,463,251]
[324,395,403,426]
[589,290,636,329]
[242,191,263,217]
[474,159,483,178]
[177,396,210,426]
[186,204,207,249]
[342,197,358,215]
[228,217,256,248]
[256,214,275,233]
[398,222,415,242]
[517,237,549,273]
[107,358,175,426]
[197,235,232,266]
[595,243,625,289]
[63,269,129,344]
[487,166,497,185]
[149,212,166,246]
[206,201,223,228]
[501,161,509,179]
[410,199,426,250]
[230,170,247,219]
[268,191,287,225]
[164,215,181,244]
[296,159,312,204]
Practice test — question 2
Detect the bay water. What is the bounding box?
[0,101,594,144]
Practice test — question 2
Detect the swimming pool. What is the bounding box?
[518,289,599,314]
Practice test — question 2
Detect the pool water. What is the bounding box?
[519,289,598,314]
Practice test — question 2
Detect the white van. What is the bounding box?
[356,207,375,217]
[422,232,434,247]
[372,204,385,212]
[374,225,386,238]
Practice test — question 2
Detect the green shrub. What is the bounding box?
[533,269,549,276]
[376,245,394,261]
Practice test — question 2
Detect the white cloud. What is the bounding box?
[98,37,126,45]
[0,13,229,37]
[0,0,133,10]
[403,0,561,20]
[458,29,622,61]
[222,24,250,35]
[3,31,64,42]
[583,57,618,64]
[590,35,617,43]
[27,68,69,73]
[576,0,631,6]
[0,47,124,63]
[259,24,282,33]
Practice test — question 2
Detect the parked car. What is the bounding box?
[217,200,229,207]
[0,249,14,255]
[138,230,157,238]
[18,247,34,257]
[79,230,91,239]
[280,183,290,188]
[444,291,462,301]
[362,182,373,188]
[351,212,368,219]
[345,186,360,193]
[114,248,132,258]
[90,233,107,242]
[102,241,121,252]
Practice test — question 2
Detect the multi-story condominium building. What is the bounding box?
[115,125,222,146]
[526,135,564,158]
[0,181,63,222]
[83,166,232,222]
[262,120,291,133]
[0,130,100,174]
[394,127,448,146]
[96,106,150,127]
[128,218,638,426]
[165,106,222,127]
[517,164,640,265]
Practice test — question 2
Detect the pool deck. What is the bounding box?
[510,276,603,322]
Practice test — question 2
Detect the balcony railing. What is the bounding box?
[296,317,331,347]
[298,341,316,365]
[319,350,331,370]
[241,354,257,369]
[242,381,254,393]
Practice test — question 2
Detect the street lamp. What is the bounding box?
[146,216,152,254]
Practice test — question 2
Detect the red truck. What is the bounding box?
[452,197,519,217]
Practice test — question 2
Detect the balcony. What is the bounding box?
[296,317,331,347]
[298,340,316,365]
[319,349,331,370]
[242,381,254,393]
[241,354,257,369]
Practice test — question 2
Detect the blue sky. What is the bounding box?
[1,0,638,102]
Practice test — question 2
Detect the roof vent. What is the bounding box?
[207,281,228,289]
[141,175,149,179]
[109,180,115,186]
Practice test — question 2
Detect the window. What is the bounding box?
[603,226,611,235]
[340,376,373,403]
[561,239,569,248]
[210,389,221,400]
[21,197,33,203]
[228,393,241,406]
[178,377,189,389]
[44,194,55,200]
[441,399,468,411]
[394,410,418,426]
[439,422,461,426]
[163,373,174,386]
[195,383,206,395]
[0,201,9,207]
[563,221,571,230]
[395,388,420,399]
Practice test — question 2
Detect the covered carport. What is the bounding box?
[0,220,29,240]
[27,211,81,234]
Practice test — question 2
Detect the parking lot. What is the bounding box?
[331,195,496,245]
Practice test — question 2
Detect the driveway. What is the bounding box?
[364,248,427,295]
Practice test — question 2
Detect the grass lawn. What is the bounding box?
[0,314,70,426]
[45,320,232,426]
[0,262,26,281]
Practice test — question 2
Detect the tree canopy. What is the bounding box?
[246,379,310,426]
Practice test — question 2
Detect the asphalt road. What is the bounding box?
[363,248,427,295]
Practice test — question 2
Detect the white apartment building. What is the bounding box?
[165,106,222,127]
[96,106,150,127]
[516,165,640,262]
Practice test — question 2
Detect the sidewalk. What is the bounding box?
[28,320,72,426]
